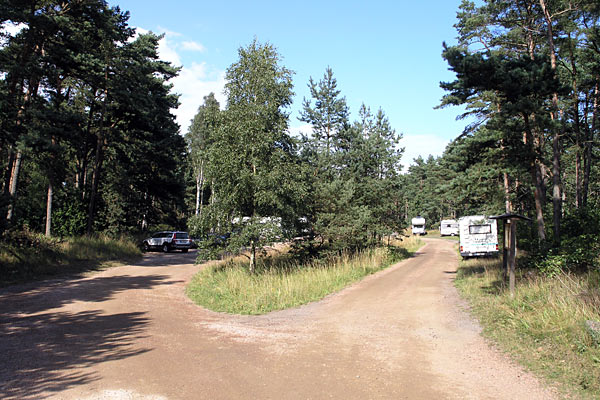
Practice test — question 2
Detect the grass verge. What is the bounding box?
[0,232,142,286]
[455,257,600,399]
[186,236,423,315]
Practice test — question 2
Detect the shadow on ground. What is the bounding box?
[0,273,178,399]
[0,274,178,315]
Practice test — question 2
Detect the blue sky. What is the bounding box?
[109,0,470,168]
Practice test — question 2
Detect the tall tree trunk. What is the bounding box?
[500,133,512,214]
[77,97,96,199]
[6,150,23,224]
[195,174,201,216]
[583,83,598,207]
[87,74,109,235]
[568,33,583,208]
[195,160,205,216]
[524,113,546,241]
[540,0,563,244]
[249,240,256,274]
[551,133,561,243]
[87,129,104,234]
[504,172,512,213]
[45,183,53,236]
[5,78,39,225]
[2,149,15,197]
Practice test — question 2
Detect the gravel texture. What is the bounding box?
[0,239,558,399]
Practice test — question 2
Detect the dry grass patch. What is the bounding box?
[0,232,142,285]
[187,237,422,315]
[456,257,600,399]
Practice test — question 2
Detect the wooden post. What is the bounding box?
[491,213,531,297]
[508,219,517,297]
[503,220,509,279]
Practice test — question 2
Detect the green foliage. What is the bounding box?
[191,39,306,271]
[526,208,600,277]
[436,0,600,268]
[0,2,183,238]
[53,200,87,237]
[0,229,61,282]
[299,66,350,158]
[534,234,600,277]
[185,92,221,216]
[297,68,403,255]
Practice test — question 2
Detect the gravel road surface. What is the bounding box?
[0,238,557,399]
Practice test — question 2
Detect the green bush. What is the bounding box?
[535,234,600,277]
[53,201,87,237]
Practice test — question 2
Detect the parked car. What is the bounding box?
[143,231,192,253]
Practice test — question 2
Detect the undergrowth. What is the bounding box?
[0,229,141,286]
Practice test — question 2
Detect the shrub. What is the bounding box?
[53,201,87,237]
[528,208,600,277]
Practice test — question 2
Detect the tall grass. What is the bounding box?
[63,235,141,261]
[0,232,142,286]
[187,236,422,315]
[456,258,600,399]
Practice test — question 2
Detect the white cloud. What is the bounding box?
[131,26,226,134]
[1,22,26,47]
[2,22,26,36]
[134,27,183,65]
[157,26,183,37]
[181,41,206,52]
[172,64,226,134]
[399,133,450,171]
[289,123,313,138]
[157,35,182,66]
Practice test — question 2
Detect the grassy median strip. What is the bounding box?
[187,237,422,315]
[455,258,600,399]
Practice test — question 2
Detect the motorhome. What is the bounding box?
[458,215,499,257]
[411,216,426,235]
[440,219,459,236]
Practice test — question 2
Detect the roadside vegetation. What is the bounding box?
[0,230,141,286]
[187,236,422,315]
[455,257,600,399]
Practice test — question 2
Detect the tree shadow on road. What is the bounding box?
[0,309,150,399]
[0,274,176,399]
[0,274,179,315]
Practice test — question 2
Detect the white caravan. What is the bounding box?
[411,216,426,235]
[440,219,459,236]
[458,216,499,257]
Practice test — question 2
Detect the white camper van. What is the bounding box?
[458,216,499,257]
[440,219,459,236]
[411,216,426,235]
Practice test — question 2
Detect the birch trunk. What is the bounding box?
[45,183,53,236]
[6,150,23,223]
[249,240,256,274]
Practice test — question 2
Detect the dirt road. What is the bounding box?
[0,238,556,399]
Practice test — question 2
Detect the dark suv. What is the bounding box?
[143,231,192,253]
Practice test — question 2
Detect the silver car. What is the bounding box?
[143,231,192,253]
